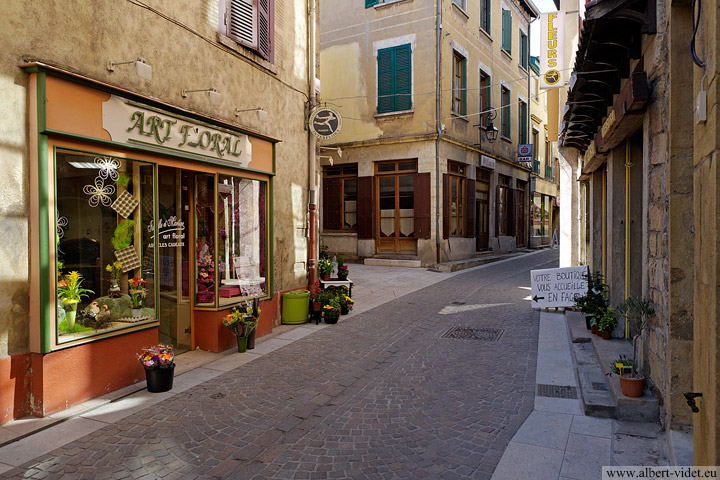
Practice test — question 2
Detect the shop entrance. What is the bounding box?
[156,166,191,352]
[375,160,418,255]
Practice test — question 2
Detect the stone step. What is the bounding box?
[363,257,422,268]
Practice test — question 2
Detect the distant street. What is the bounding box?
[6,249,559,479]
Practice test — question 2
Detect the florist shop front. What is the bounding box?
[22,65,275,417]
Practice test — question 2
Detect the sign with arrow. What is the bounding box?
[530,266,588,309]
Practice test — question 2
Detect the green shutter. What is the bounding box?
[378,48,394,113]
[366,0,379,7]
[395,44,412,111]
[502,9,511,53]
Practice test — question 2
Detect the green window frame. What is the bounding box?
[366,0,379,7]
[377,44,412,114]
[519,30,528,70]
[480,0,491,33]
[518,100,528,145]
[452,51,467,116]
[502,8,512,54]
[480,70,491,127]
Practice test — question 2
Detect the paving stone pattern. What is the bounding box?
[5,251,558,479]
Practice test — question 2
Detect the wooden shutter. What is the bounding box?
[257,0,274,62]
[464,179,475,238]
[443,174,450,239]
[461,57,467,115]
[395,44,412,111]
[227,0,257,48]
[507,188,516,237]
[322,177,342,230]
[495,185,500,237]
[377,48,394,113]
[502,9,512,52]
[414,173,431,239]
[357,176,374,239]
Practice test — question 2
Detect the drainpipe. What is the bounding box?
[435,0,442,265]
[624,139,631,338]
[308,0,318,286]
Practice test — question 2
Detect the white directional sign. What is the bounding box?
[530,266,588,308]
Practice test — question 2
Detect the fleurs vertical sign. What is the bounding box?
[540,11,566,89]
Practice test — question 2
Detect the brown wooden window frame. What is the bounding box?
[447,161,466,237]
[323,165,358,232]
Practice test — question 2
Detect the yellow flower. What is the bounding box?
[67,271,80,285]
[105,265,112,272]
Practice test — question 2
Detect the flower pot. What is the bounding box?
[591,324,599,335]
[321,273,331,281]
[619,374,645,397]
[601,329,612,340]
[337,273,348,281]
[247,329,256,349]
[313,301,322,311]
[237,335,248,353]
[585,315,592,330]
[341,305,349,315]
[145,365,175,393]
[131,308,143,318]
[324,310,339,324]
[65,303,78,330]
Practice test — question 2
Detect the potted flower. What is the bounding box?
[309,280,322,320]
[574,270,608,332]
[58,271,94,330]
[610,356,644,397]
[337,257,349,281]
[614,297,655,397]
[323,297,341,324]
[596,307,617,339]
[339,294,354,315]
[223,300,260,352]
[128,276,147,317]
[242,298,261,349]
[318,258,333,281]
[105,261,123,297]
[196,239,215,304]
[137,344,175,393]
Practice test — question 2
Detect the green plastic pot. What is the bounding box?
[282,289,310,324]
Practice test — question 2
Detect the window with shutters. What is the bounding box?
[323,165,358,231]
[519,30,528,70]
[377,44,412,114]
[221,0,274,63]
[480,0,491,34]
[518,100,528,145]
[447,162,466,236]
[452,52,467,116]
[480,70,491,127]
[501,86,511,139]
[501,8,512,54]
[453,0,467,10]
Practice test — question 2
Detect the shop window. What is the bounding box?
[497,174,511,236]
[323,165,358,231]
[220,0,274,63]
[447,162,466,236]
[55,151,156,345]
[198,174,268,307]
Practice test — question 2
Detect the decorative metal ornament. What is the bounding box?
[83,177,116,207]
[94,156,120,181]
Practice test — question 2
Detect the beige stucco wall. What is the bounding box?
[0,0,314,356]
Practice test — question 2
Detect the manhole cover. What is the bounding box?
[592,382,609,391]
[537,384,578,399]
[451,301,467,305]
[441,326,504,341]
[210,392,226,399]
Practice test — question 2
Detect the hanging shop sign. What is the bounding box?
[594,72,649,153]
[481,155,496,169]
[309,106,342,140]
[517,144,533,163]
[540,11,566,89]
[530,266,588,308]
[102,95,252,167]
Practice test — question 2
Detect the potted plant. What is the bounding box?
[196,238,215,304]
[337,257,349,281]
[614,297,655,397]
[137,344,175,393]
[58,271,94,330]
[323,297,341,324]
[241,298,261,349]
[339,294,354,315]
[105,261,123,297]
[596,307,617,339]
[223,301,259,352]
[574,270,608,331]
[610,356,644,397]
[309,280,323,321]
[318,258,333,281]
[128,276,147,317]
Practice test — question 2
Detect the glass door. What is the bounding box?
[156,166,191,352]
[376,162,417,254]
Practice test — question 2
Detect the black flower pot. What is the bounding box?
[145,364,175,393]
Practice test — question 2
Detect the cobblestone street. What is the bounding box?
[4,250,558,479]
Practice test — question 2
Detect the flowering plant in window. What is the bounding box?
[137,344,174,370]
[128,276,147,308]
[105,261,123,295]
[58,271,94,306]
[196,240,215,300]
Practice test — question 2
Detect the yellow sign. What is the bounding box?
[540,12,566,89]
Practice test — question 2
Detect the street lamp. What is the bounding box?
[474,110,499,147]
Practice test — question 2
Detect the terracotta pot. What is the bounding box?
[313,301,322,311]
[619,375,645,397]
[591,324,599,335]
[321,273,331,281]
[601,329,612,340]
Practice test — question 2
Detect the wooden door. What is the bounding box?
[376,174,417,254]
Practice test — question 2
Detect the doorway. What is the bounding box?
[476,169,490,250]
[375,161,418,254]
[156,166,192,352]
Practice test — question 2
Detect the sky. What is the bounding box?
[530,0,562,56]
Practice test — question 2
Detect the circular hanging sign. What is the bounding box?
[309,106,342,140]
[544,69,560,86]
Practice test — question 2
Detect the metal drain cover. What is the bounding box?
[537,384,578,399]
[210,392,227,399]
[441,326,504,341]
